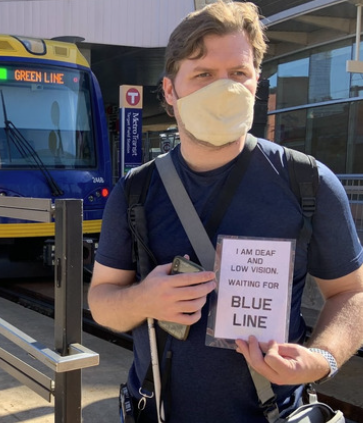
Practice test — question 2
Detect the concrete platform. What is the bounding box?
[0,297,134,423]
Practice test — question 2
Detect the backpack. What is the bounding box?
[125,141,319,278]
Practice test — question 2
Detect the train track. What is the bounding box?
[0,278,133,351]
[1,279,363,422]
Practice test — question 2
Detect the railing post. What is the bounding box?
[54,199,83,423]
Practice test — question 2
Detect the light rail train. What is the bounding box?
[0,35,112,270]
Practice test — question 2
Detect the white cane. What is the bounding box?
[147,317,165,423]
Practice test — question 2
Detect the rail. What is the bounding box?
[338,174,363,234]
[0,198,99,423]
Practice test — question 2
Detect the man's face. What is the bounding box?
[163,32,258,121]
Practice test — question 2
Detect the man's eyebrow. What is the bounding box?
[190,64,249,72]
[190,66,214,72]
[229,64,250,70]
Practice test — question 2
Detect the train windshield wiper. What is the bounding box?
[0,90,63,197]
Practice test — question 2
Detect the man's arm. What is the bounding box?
[235,265,363,385]
[88,261,146,332]
[307,264,363,366]
[88,260,216,333]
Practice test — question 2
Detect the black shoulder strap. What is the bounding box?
[125,159,158,279]
[284,147,319,243]
[125,159,156,207]
[125,160,171,420]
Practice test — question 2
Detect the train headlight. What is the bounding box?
[17,36,46,54]
[0,192,7,196]
[87,188,109,203]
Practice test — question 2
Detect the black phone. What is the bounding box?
[158,256,204,341]
[171,255,204,274]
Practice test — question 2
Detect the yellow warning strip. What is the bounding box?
[0,219,102,238]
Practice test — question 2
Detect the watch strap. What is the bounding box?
[309,348,338,383]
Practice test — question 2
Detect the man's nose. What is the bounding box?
[217,72,229,80]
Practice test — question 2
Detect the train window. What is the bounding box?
[0,64,96,169]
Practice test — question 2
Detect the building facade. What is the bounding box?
[260,0,363,175]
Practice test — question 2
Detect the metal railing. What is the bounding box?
[338,175,363,234]
[0,197,99,423]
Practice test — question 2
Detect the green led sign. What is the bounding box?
[0,68,7,80]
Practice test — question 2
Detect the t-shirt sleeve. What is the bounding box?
[308,161,363,279]
[95,177,135,270]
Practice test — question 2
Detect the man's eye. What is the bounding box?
[196,72,210,78]
[233,71,246,77]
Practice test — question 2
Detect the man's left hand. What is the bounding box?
[235,336,330,385]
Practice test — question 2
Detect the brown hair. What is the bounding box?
[161,1,267,115]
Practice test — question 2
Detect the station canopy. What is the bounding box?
[255,0,362,61]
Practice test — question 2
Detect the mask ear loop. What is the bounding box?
[170,80,180,100]
[161,76,178,118]
[170,81,193,139]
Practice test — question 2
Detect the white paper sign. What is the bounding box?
[210,236,295,345]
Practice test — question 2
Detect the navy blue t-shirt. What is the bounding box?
[96,138,363,422]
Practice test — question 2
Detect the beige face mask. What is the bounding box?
[176,79,255,146]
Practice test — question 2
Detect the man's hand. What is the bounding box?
[89,260,216,332]
[235,336,330,385]
[139,263,216,325]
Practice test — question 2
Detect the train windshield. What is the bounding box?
[0,64,96,169]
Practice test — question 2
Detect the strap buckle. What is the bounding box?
[259,394,280,423]
[301,196,316,216]
[306,384,318,404]
[138,387,154,411]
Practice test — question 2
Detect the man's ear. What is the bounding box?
[163,76,174,106]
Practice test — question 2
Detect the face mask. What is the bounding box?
[176,79,255,146]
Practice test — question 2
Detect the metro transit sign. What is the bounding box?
[119,85,143,176]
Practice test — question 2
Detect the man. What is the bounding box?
[88,1,363,422]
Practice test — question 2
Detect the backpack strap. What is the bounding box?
[126,159,156,208]
[284,147,319,245]
[125,161,170,420]
[125,159,158,279]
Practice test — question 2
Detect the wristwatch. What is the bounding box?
[308,348,338,384]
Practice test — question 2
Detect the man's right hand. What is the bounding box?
[138,262,216,325]
[88,261,216,333]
